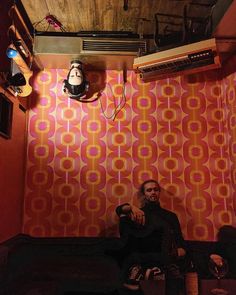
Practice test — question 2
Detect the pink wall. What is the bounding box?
[0,88,27,242]
[23,66,236,241]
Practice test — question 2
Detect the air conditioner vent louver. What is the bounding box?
[82,39,147,53]
[141,50,215,75]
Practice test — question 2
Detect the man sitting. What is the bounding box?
[116,179,187,295]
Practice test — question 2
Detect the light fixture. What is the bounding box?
[63,60,90,101]
[6,47,18,59]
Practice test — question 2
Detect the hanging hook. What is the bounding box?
[123,0,128,11]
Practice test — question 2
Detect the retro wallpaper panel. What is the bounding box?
[23,68,236,241]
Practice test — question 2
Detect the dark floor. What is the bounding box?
[64,292,119,295]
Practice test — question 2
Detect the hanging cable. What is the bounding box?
[99,70,127,121]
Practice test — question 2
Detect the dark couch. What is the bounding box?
[0,235,235,295]
[0,235,125,295]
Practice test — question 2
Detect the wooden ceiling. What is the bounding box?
[20,0,216,37]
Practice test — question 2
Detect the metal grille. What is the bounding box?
[82,39,147,53]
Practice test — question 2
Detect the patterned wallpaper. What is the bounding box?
[23,68,236,241]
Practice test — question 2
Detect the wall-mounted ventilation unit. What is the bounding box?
[34,35,148,70]
[133,38,221,82]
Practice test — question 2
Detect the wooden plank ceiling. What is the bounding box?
[16,0,236,70]
[20,0,216,37]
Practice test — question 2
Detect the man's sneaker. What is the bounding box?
[166,263,182,279]
[123,264,144,290]
[145,266,165,281]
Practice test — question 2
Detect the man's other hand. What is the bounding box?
[129,205,145,226]
[177,247,186,257]
[210,254,223,266]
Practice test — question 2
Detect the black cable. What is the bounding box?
[99,80,127,121]
[111,83,127,121]
[32,17,47,30]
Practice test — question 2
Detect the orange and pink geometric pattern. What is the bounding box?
[23,67,236,241]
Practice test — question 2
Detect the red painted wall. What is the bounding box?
[23,66,236,241]
[0,1,27,242]
[0,88,27,242]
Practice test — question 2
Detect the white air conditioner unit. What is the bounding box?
[133,38,221,82]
